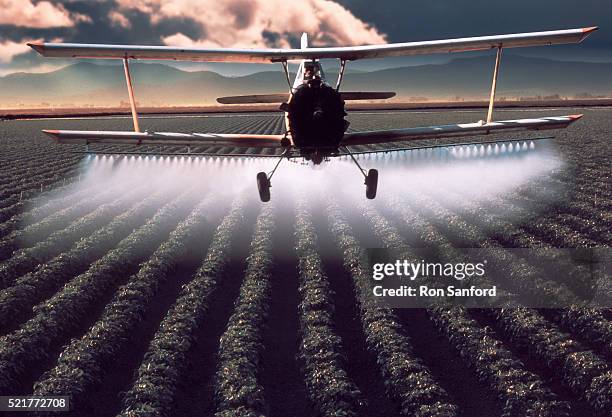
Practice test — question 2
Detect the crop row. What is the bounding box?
[220,115,281,135]
[0,190,172,331]
[538,172,611,212]
[0,156,81,180]
[433,308,570,417]
[382,195,485,269]
[416,186,612,354]
[1,141,79,162]
[0,164,80,203]
[391,190,612,357]
[32,191,224,407]
[413,183,584,281]
[0,202,29,227]
[398,191,589,304]
[214,203,275,417]
[0,183,132,264]
[0,189,197,391]
[507,182,608,246]
[0,151,96,210]
[0,174,98,223]
[534,165,609,203]
[478,308,612,415]
[118,195,247,417]
[0,181,104,236]
[326,197,458,417]
[294,194,363,417]
[548,213,610,247]
[235,115,280,135]
[0,155,81,188]
[452,178,601,247]
[530,149,603,177]
[545,308,612,361]
[0,186,149,287]
[0,153,78,182]
[0,137,77,166]
[0,180,82,211]
[360,200,569,416]
[423,186,591,276]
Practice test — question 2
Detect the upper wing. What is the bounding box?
[28,27,597,63]
[341,115,582,146]
[42,130,284,147]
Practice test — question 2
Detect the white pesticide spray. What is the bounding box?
[24,138,565,249]
[327,140,561,199]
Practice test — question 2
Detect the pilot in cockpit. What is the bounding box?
[304,64,315,80]
[303,62,322,86]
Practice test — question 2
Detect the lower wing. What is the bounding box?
[41,114,581,150]
[341,115,582,146]
[42,130,284,148]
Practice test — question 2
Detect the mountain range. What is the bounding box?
[1,55,611,107]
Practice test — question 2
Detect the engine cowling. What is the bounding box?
[287,81,348,149]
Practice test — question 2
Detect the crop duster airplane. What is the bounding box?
[29,26,597,202]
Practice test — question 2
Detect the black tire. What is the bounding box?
[365,169,378,199]
[256,172,271,202]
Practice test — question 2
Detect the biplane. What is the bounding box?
[28,26,597,201]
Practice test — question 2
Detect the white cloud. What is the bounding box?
[108,9,131,28]
[0,38,39,63]
[114,0,387,48]
[161,32,217,48]
[0,36,63,72]
[0,0,90,28]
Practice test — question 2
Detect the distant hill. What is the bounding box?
[2,55,611,107]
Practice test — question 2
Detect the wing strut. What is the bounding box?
[336,59,347,91]
[342,146,367,179]
[486,46,502,123]
[122,57,140,133]
[281,61,292,92]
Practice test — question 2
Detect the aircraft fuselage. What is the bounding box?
[284,60,348,164]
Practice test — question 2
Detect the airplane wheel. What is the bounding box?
[365,169,378,199]
[257,172,271,202]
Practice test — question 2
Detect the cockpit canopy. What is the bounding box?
[303,61,325,81]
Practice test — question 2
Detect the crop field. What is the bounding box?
[0,108,610,417]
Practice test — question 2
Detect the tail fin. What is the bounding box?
[300,33,308,49]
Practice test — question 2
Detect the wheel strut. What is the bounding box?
[343,146,367,179]
[257,149,290,202]
[342,146,378,199]
[267,148,290,180]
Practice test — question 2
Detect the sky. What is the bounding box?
[0,0,609,76]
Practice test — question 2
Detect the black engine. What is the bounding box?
[287,80,348,155]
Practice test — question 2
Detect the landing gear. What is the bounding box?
[256,149,289,202]
[365,168,378,199]
[343,146,379,200]
[256,172,271,202]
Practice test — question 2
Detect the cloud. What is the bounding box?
[0,35,64,65]
[0,0,91,28]
[162,32,210,48]
[108,9,131,28]
[0,38,39,63]
[114,0,387,48]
